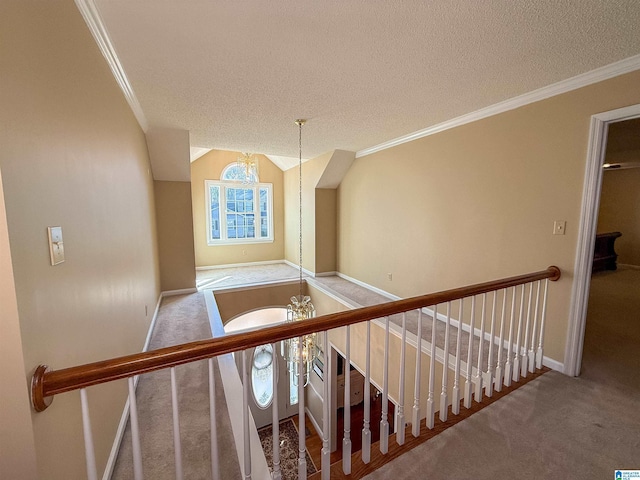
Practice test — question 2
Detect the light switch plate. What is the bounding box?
[47,226,65,265]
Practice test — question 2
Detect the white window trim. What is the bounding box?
[205,179,274,246]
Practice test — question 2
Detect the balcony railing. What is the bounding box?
[31,266,560,480]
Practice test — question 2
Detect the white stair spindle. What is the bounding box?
[170,368,184,480]
[271,345,281,480]
[343,327,352,474]
[439,302,451,422]
[474,294,486,403]
[504,287,516,388]
[362,322,372,462]
[127,377,144,480]
[521,283,533,378]
[412,309,423,437]
[529,281,541,373]
[494,290,507,392]
[209,360,221,480]
[380,317,390,454]
[322,332,331,478]
[426,305,437,429]
[536,279,550,369]
[513,284,526,383]
[298,337,307,480]
[452,299,463,415]
[464,297,475,409]
[80,389,98,480]
[396,313,407,444]
[486,292,498,398]
[241,354,251,480]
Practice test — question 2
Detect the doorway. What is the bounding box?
[566,103,640,376]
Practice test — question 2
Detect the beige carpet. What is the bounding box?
[363,267,640,480]
[196,263,300,290]
[112,293,241,480]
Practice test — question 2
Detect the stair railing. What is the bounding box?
[31,266,560,480]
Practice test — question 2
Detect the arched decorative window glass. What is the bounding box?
[205,163,273,245]
[221,164,258,183]
[251,344,274,408]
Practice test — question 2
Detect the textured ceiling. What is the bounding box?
[94,0,640,163]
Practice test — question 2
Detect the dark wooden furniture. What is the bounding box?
[593,232,622,272]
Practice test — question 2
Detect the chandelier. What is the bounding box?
[237,152,259,184]
[282,119,317,387]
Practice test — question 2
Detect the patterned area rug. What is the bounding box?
[258,418,317,480]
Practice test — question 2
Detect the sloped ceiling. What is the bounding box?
[92,0,640,162]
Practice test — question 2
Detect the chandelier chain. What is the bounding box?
[298,121,303,299]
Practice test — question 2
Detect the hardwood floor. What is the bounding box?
[308,367,550,480]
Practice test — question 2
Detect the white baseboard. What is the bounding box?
[305,405,324,439]
[306,278,362,309]
[315,271,337,277]
[196,259,284,271]
[618,263,640,270]
[161,287,198,297]
[335,272,401,301]
[103,290,163,480]
[543,356,564,372]
[284,259,315,278]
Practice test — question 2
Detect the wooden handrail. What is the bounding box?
[31,266,560,411]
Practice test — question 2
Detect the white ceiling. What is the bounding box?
[93,0,640,163]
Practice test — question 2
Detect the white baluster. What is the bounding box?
[504,287,516,388]
[396,313,407,444]
[343,327,351,474]
[322,333,331,478]
[494,290,507,392]
[529,281,541,373]
[536,279,550,369]
[271,345,281,480]
[208,359,221,480]
[426,304,437,429]
[412,309,423,437]
[452,299,463,415]
[486,292,498,398]
[298,337,307,480]
[464,297,475,409]
[362,322,372,462]
[170,367,184,480]
[521,283,533,378]
[380,316,390,454]
[474,294,486,402]
[513,284,526,383]
[80,389,98,480]
[439,302,451,422]
[241,354,251,480]
[128,377,144,480]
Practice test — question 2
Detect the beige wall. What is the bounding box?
[154,181,196,291]
[214,282,302,323]
[315,189,337,274]
[597,168,640,266]
[284,152,333,273]
[337,70,640,366]
[0,170,38,480]
[191,150,284,267]
[0,2,161,479]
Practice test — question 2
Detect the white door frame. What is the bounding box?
[565,103,640,377]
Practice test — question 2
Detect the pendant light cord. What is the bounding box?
[298,121,303,300]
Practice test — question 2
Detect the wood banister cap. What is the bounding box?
[31,365,53,412]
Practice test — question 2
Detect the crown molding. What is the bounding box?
[356,54,640,158]
[75,0,148,132]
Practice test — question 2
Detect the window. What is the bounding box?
[251,344,274,409]
[206,164,273,245]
